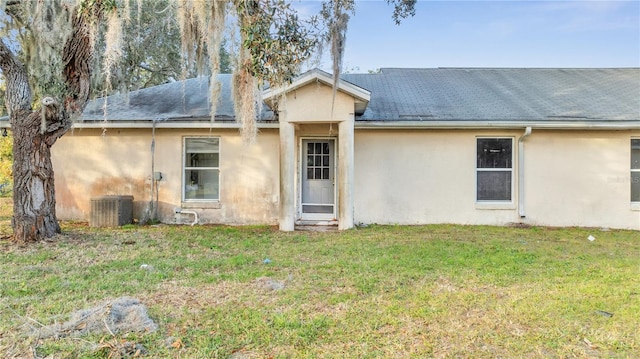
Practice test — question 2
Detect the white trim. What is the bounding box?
[354,121,640,130]
[69,121,280,129]
[475,202,517,210]
[263,68,371,104]
[182,136,221,203]
[632,138,640,206]
[475,137,516,206]
[10,119,632,131]
[182,201,221,209]
[298,137,337,221]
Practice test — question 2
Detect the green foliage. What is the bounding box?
[0,134,11,194]
[91,0,188,95]
[235,0,319,86]
[387,0,418,25]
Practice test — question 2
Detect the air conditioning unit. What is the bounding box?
[90,195,134,227]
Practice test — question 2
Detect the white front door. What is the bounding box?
[301,139,336,220]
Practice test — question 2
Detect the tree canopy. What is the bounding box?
[0,0,415,242]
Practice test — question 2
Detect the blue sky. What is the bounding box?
[301,0,640,72]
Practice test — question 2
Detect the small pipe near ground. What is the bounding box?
[518,127,532,218]
[175,208,198,226]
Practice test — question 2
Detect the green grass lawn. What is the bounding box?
[1,198,639,358]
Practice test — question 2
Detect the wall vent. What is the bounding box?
[90,195,134,227]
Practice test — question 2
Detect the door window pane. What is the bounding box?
[306,141,332,180]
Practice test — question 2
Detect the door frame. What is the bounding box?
[298,137,338,221]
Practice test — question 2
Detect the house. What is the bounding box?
[5,68,639,230]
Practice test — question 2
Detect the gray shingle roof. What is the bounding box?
[81,75,235,121]
[343,68,639,122]
[77,68,639,125]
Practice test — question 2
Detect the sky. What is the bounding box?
[301,0,640,72]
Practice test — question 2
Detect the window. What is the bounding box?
[306,142,331,180]
[476,138,513,201]
[184,137,219,201]
[632,139,640,202]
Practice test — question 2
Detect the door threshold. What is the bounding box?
[296,219,338,226]
[295,219,339,231]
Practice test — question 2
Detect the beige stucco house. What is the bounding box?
[7,68,639,230]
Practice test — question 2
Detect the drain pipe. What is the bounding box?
[518,127,532,218]
[175,208,199,226]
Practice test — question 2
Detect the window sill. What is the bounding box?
[181,201,221,209]
[475,202,516,210]
[631,203,640,211]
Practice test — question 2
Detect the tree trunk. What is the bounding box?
[0,5,97,243]
[11,110,62,241]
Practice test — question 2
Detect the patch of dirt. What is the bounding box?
[253,276,287,291]
[433,276,458,293]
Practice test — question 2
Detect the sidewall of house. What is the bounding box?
[353,129,640,230]
[524,130,638,229]
[52,128,280,225]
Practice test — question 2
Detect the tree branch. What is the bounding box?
[62,11,95,116]
[0,38,32,115]
[63,0,111,116]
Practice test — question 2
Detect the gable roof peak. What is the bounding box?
[263,67,371,115]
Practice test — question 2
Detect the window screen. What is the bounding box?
[632,139,640,202]
[477,138,513,201]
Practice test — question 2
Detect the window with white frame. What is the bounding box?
[632,139,640,202]
[183,137,219,201]
[476,138,513,201]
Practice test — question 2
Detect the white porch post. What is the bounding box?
[279,119,296,231]
[338,117,355,230]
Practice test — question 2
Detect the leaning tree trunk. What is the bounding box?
[11,109,66,241]
[0,5,97,243]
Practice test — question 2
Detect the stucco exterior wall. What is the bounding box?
[353,129,640,230]
[276,80,357,229]
[524,130,639,229]
[279,82,355,123]
[53,125,639,230]
[52,128,280,225]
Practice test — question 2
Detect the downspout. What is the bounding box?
[518,127,532,218]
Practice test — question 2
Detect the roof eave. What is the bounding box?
[68,120,280,129]
[354,120,640,130]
